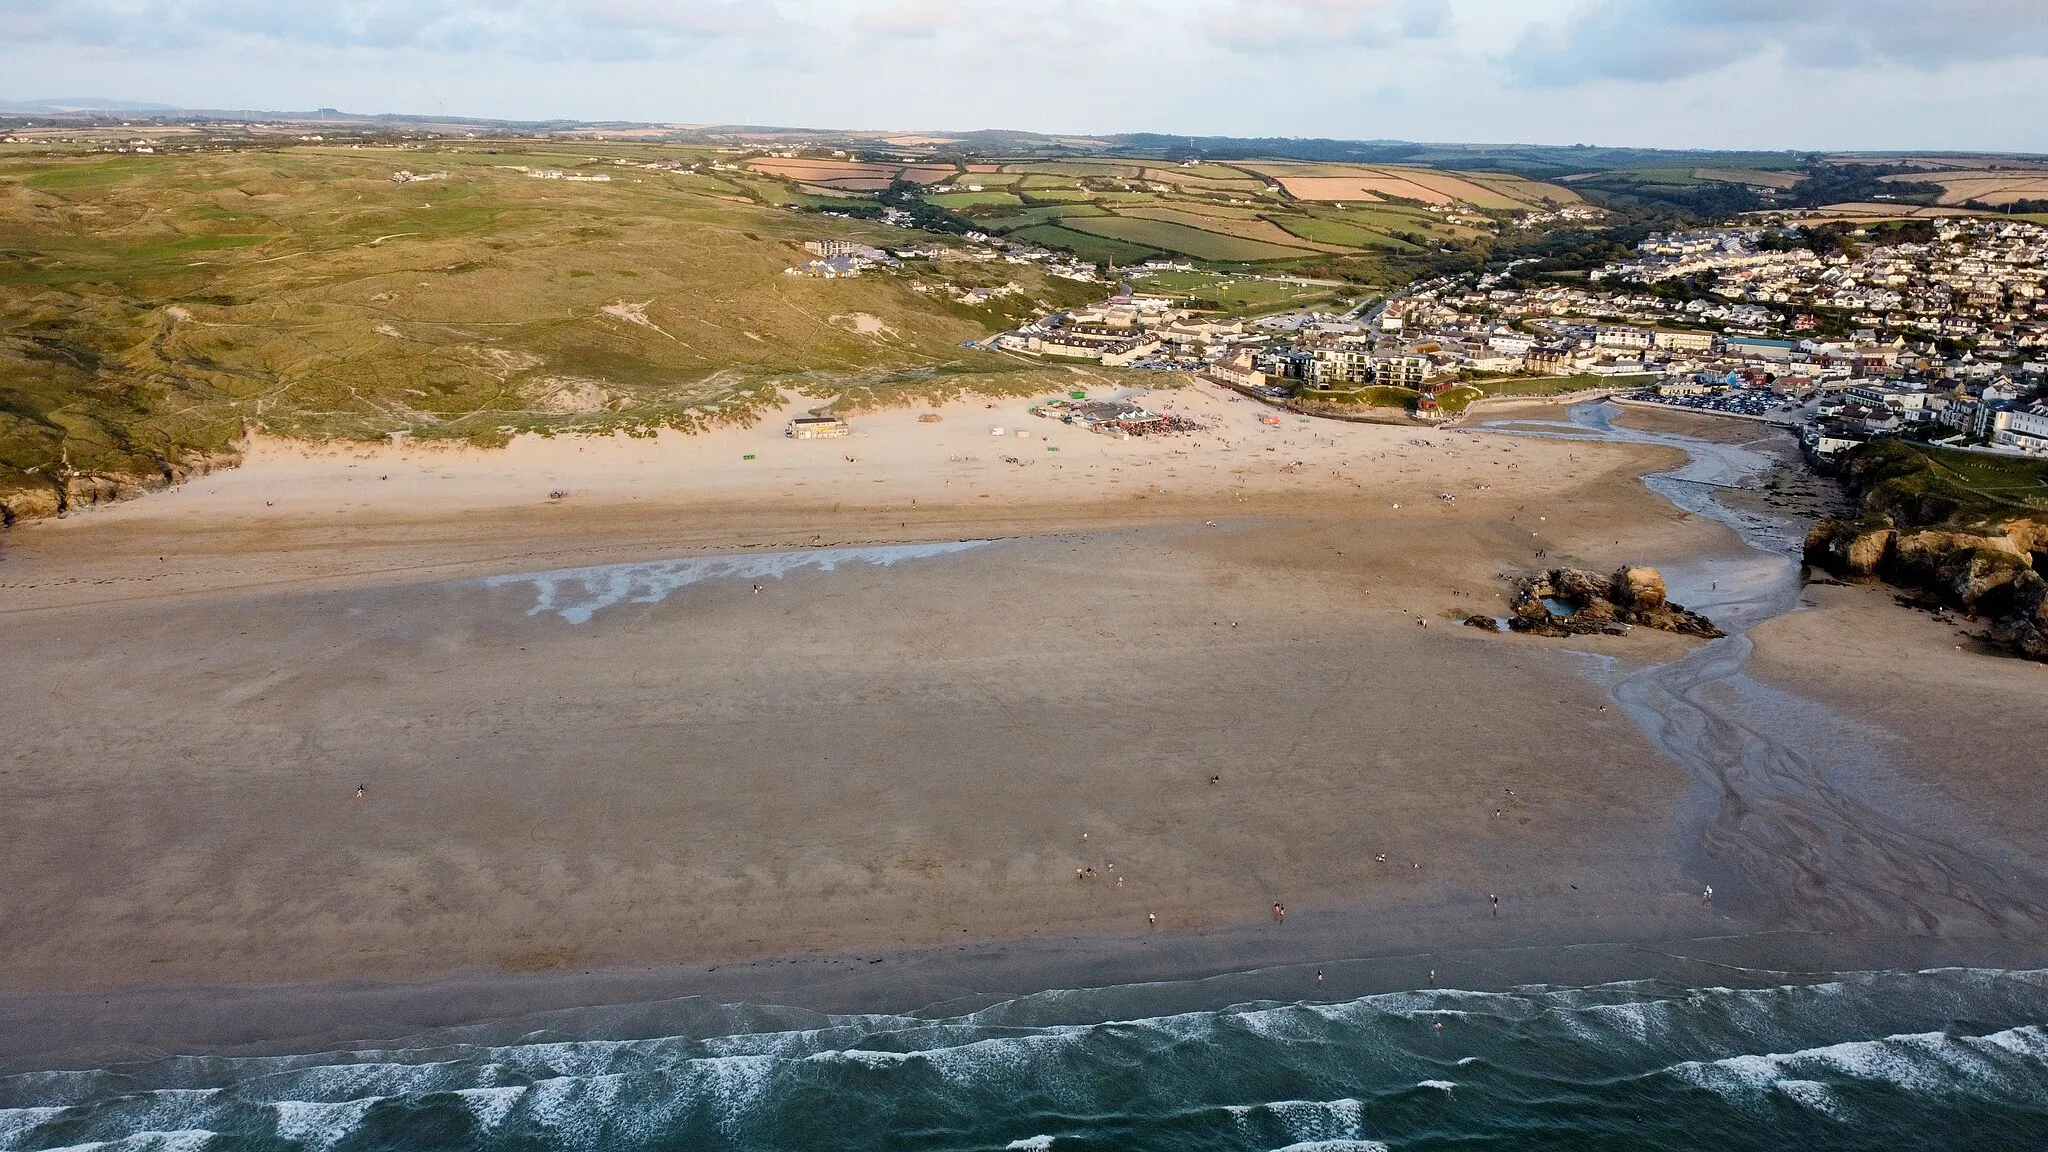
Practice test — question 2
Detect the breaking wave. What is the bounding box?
[3,968,2045,1150]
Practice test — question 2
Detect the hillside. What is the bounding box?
[0,142,1110,520]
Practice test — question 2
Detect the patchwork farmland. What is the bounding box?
[741,154,1581,266]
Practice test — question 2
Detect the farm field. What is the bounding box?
[1127,269,1351,315]
[1693,167,1804,188]
[926,190,1024,210]
[744,157,953,189]
[577,154,1576,268]
[1882,170,2048,206]
[1006,224,1163,265]
[1054,215,1318,262]
[1111,206,1353,253]
[1273,215,1423,251]
[896,156,1569,266]
[1237,163,1578,210]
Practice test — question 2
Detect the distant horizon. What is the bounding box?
[3,1,2045,154]
[7,98,2048,162]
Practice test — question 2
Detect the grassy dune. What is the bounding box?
[0,145,1099,516]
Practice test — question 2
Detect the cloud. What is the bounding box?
[850,0,962,38]
[1203,0,1455,53]
[0,0,797,56]
[1507,0,2048,86]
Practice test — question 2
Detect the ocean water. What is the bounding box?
[3,968,2046,1151]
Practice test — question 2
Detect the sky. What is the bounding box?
[3,0,2047,151]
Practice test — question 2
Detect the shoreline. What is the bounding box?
[7,396,2046,1078]
[9,918,2048,1073]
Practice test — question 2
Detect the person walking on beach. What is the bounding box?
[1702,885,1714,906]
[1490,893,1499,916]
[355,784,365,800]
[1273,902,1286,922]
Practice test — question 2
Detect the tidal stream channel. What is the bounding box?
[1489,401,2046,939]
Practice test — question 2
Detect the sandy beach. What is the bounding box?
[4,385,2045,1065]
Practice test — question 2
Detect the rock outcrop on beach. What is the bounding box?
[0,452,239,528]
[1803,440,2048,663]
[1508,566,1723,639]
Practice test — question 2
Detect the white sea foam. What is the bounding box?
[1772,1079,1844,1118]
[1417,1080,1456,1092]
[520,1073,626,1148]
[270,1098,381,1152]
[1229,1098,1371,1147]
[482,541,993,624]
[802,1049,913,1070]
[0,1105,69,1148]
[36,1131,218,1152]
[455,1086,526,1133]
[1268,1143,1390,1152]
[1670,1024,2048,1109]
[1005,1137,1056,1151]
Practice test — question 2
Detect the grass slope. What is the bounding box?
[0,145,1100,516]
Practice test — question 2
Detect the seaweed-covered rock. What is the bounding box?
[1991,570,2048,660]
[1508,567,1722,639]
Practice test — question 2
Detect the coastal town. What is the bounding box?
[945,217,2048,462]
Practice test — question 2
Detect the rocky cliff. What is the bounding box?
[0,451,240,528]
[1803,440,2048,661]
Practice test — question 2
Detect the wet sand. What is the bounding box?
[1750,581,2048,864]
[3,389,2044,1066]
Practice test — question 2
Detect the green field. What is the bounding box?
[1476,375,1656,397]
[1128,270,1345,314]
[1617,166,1707,186]
[1432,385,1484,414]
[979,205,1110,232]
[926,190,1024,210]
[1922,444,2048,508]
[1307,385,1420,409]
[1269,215,1418,251]
[1055,216,1314,262]
[1007,224,1163,264]
[906,157,1539,269]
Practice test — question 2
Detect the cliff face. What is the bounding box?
[0,451,240,528]
[1804,441,2048,662]
[1505,566,1723,639]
